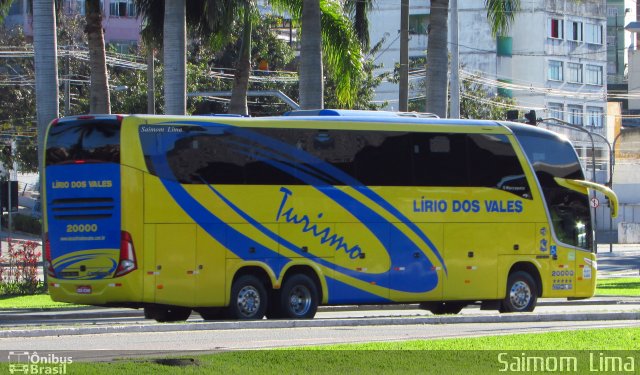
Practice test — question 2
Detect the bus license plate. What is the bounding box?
[76,286,92,294]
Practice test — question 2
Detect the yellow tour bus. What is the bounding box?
[43,110,618,322]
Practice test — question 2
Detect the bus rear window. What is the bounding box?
[46,120,120,166]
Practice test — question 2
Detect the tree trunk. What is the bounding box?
[228,6,252,116]
[299,0,323,110]
[163,0,186,115]
[85,0,111,114]
[33,0,59,170]
[425,0,449,118]
[32,0,59,281]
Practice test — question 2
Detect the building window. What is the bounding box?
[586,107,603,127]
[567,63,583,83]
[548,60,563,81]
[548,103,564,121]
[585,65,603,85]
[585,23,603,44]
[569,21,583,42]
[568,105,583,126]
[110,0,136,17]
[549,18,564,39]
[409,14,429,35]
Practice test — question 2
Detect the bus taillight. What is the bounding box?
[115,231,137,277]
[44,232,55,277]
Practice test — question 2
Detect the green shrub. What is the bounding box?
[1,213,41,235]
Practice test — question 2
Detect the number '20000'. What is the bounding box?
[66,224,98,233]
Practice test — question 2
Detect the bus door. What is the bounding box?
[153,224,196,306]
[195,226,226,306]
[444,223,501,300]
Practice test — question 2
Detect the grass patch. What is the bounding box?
[596,277,640,296]
[0,294,80,309]
[12,328,638,374]
[305,327,640,350]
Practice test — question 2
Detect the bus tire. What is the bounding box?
[275,274,319,319]
[419,302,465,315]
[228,275,267,320]
[146,306,191,322]
[501,271,538,313]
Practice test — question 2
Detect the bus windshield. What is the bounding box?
[512,127,592,250]
[46,119,120,166]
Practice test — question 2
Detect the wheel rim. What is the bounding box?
[509,280,532,310]
[288,285,312,316]
[237,285,261,317]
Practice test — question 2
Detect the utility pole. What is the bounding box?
[450,0,460,118]
[147,49,155,114]
[399,0,409,112]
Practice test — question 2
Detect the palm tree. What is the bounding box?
[344,0,373,50]
[298,0,323,109]
[85,0,111,114]
[271,0,364,109]
[425,0,520,117]
[0,0,12,22]
[425,0,449,118]
[137,0,363,114]
[163,0,187,115]
[228,2,254,115]
[33,0,59,171]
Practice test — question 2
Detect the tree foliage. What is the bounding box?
[460,73,517,120]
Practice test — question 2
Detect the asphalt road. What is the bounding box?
[0,320,638,362]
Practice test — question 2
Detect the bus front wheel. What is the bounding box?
[501,271,538,313]
[228,275,268,320]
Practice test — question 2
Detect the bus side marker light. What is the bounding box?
[579,265,585,268]
[464,280,471,284]
[393,267,406,271]
[108,283,122,287]
[466,266,477,270]
[157,285,164,289]
[49,283,60,288]
[578,277,583,281]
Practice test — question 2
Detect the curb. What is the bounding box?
[2,298,639,321]
[0,311,638,338]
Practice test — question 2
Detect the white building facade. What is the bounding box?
[369,0,614,235]
[369,0,610,183]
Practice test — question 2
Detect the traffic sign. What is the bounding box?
[590,197,600,208]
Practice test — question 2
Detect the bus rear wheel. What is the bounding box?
[269,274,319,319]
[501,271,538,313]
[227,275,267,320]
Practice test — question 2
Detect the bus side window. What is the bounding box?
[412,133,467,187]
[467,134,532,199]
